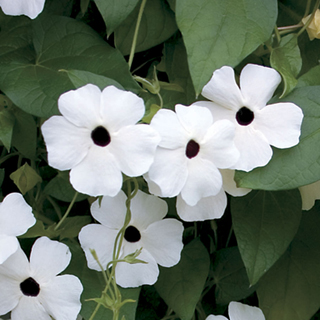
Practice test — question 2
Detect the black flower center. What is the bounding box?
[186,139,200,159]
[236,107,254,126]
[20,277,40,297]
[124,225,141,243]
[91,126,111,147]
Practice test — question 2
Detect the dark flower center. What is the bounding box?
[20,277,40,297]
[124,225,141,243]
[186,140,200,159]
[91,126,111,147]
[236,107,254,126]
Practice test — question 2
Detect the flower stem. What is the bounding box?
[128,0,148,70]
[54,191,78,231]
[298,0,320,37]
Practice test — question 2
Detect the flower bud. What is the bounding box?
[302,9,320,40]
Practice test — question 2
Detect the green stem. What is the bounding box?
[54,191,78,231]
[128,0,148,70]
[274,25,281,45]
[46,195,62,219]
[298,0,320,37]
[304,0,313,17]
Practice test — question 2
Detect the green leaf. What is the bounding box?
[59,216,92,240]
[235,86,320,190]
[11,108,37,159]
[155,239,210,320]
[0,15,139,118]
[212,247,256,305]
[115,0,178,55]
[10,163,42,195]
[44,171,88,202]
[270,34,302,97]
[65,242,140,320]
[20,220,60,239]
[257,202,320,320]
[231,189,302,285]
[297,65,320,87]
[94,0,140,36]
[62,69,124,90]
[0,108,15,151]
[175,0,277,95]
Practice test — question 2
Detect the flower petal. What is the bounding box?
[0,273,20,315]
[109,124,160,177]
[254,102,303,148]
[38,275,83,320]
[228,301,265,320]
[101,86,145,132]
[91,191,127,228]
[176,189,227,221]
[116,245,159,287]
[78,224,117,271]
[30,237,71,283]
[58,84,102,129]
[201,66,243,110]
[175,104,213,139]
[0,0,45,19]
[150,108,189,149]
[147,147,188,198]
[70,145,122,197]
[142,219,183,267]
[206,315,228,320]
[240,64,281,110]
[181,156,223,206]
[201,119,239,169]
[130,191,168,230]
[0,235,19,264]
[299,180,320,211]
[11,296,51,320]
[220,169,252,197]
[0,193,35,236]
[41,116,91,171]
[232,125,273,172]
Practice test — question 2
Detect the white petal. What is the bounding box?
[116,245,159,287]
[201,120,239,169]
[30,237,71,283]
[41,116,91,171]
[147,147,188,198]
[201,66,243,110]
[70,145,122,197]
[0,193,35,236]
[232,125,273,172]
[181,157,223,206]
[78,224,117,271]
[220,169,252,197]
[229,301,265,320]
[299,180,320,211]
[0,235,19,264]
[240,64,281,110]
[91,191,127,228]
[0,274,20,315]
[38,275,83,320]
[144,173,164,197]
[206,315,228,320]
[150,109,189,149]
[101,86,145,132]
[109,124,160,177]
[58,84,102,129]
[11,296,51,320]
[176,189,227,221]
[0,0,45,19]
[130,190,168,230]
[254,102,303,148]
[175,104,213,139]
[142,219,183,267]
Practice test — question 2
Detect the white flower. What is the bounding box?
[196,64,303,172]
[0,0,45,19]
[299,180,320,210]
[206,301,265,320]
[0,237,83,320]
[146,104,239,207]
[79,190,184,288]
[41,84,160,197]
[0,193,35,264]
